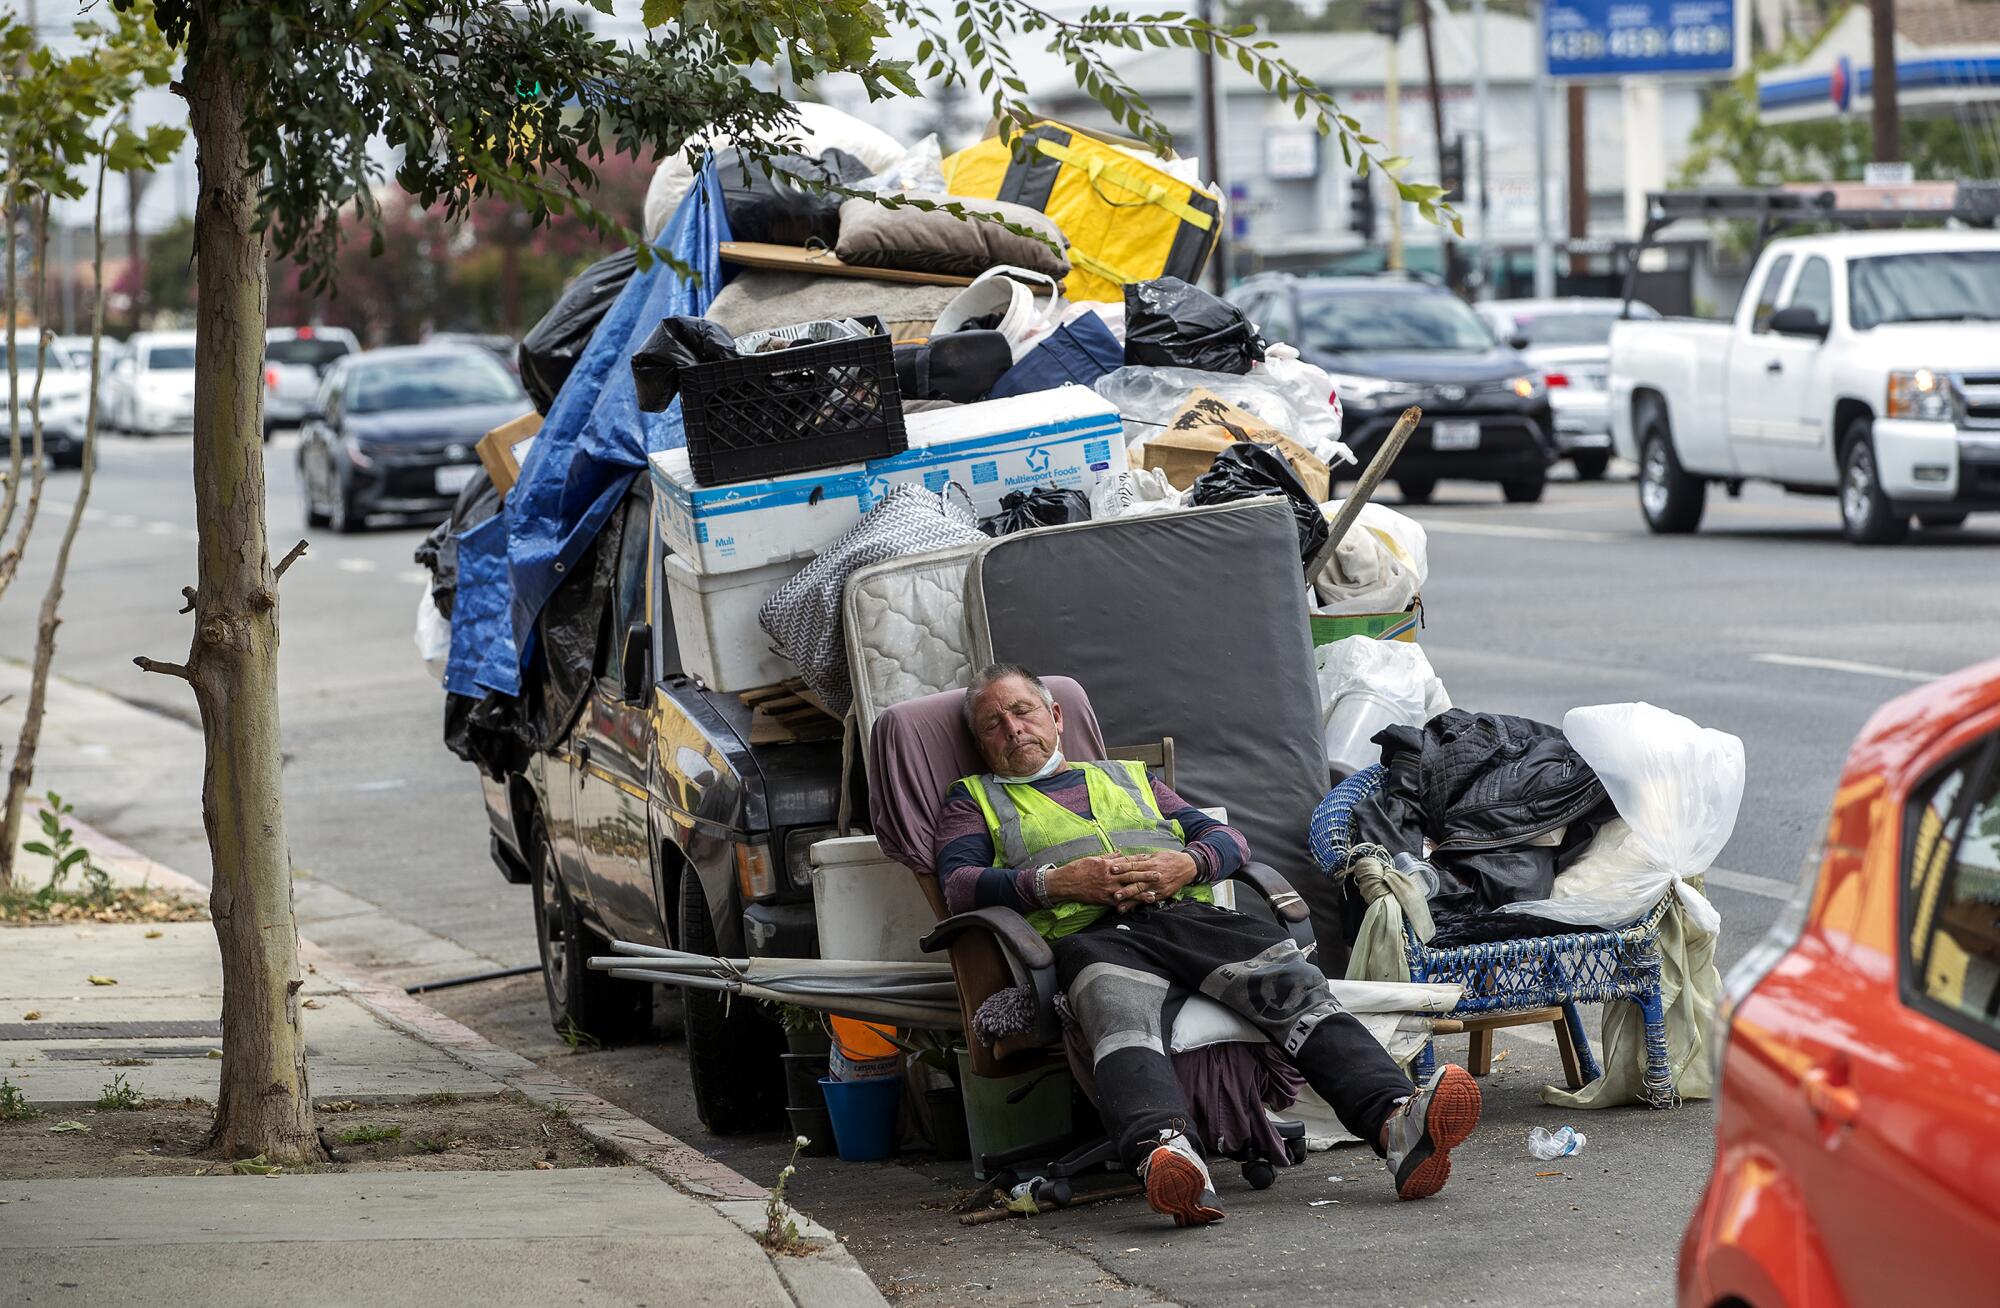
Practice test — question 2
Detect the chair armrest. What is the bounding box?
[1229,861,1315,951]
[921,908,1061,1056]
[921,907,1055,970]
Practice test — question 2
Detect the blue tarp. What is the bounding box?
[446,164,731,699]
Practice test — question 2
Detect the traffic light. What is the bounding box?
[1440,136,1466,204]
[1363,0,1405,39]
[1348,172,1377,243]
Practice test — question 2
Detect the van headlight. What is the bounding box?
[784,826,836,889]
[1886,369,1952,421]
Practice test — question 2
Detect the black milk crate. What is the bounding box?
[681,316,907,487]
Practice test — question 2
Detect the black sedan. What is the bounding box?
[1231,274,1558,503]
[298,346,526,533]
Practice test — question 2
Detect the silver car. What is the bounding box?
[1476,297,1659,481]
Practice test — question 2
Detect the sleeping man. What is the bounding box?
[932,663,1482,1226]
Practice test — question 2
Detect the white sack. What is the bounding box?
[1088,466,1186,520]
[1500,702,1742,933]
[415,588,450,679]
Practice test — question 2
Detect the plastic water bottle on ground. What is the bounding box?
[1527,1126,1585,1160]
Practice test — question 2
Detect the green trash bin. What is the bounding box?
[955,1049,1073,1180]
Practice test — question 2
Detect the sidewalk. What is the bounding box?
[1,801,885,1306]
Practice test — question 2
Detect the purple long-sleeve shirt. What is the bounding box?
[931,765,1250,916]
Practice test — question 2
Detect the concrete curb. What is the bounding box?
[50,802,887,1308]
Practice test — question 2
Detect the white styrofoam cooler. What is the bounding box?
[648,385,1128,578]
[808,835,937,963]
[662,552,802,692]
[873,384,1127,520]
[649,447,870,576]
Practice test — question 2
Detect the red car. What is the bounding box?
[1680,658,2000,1307]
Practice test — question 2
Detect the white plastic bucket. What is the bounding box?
[808,836,937,963]
[1323,690,1400,775]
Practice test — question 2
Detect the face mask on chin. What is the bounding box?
[994,747,1065,785]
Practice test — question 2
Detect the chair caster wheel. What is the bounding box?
[1034,1177,1072,1208]
[1242,1160,1276,1190]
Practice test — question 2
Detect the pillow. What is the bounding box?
[835,192,1070,280]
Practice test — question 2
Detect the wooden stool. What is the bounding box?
[1429,1006,1591,1089]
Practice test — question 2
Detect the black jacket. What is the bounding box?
[1349,710,1615,931]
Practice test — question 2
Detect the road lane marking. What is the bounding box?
[144,521,177,535]
[336,558,378,574]
[1704,867,1801,902]
[354,779,405,792]
[109,514,139,529]
[1416,519,1621,543]
[1751,652,1938,684]
[398,569,432,585]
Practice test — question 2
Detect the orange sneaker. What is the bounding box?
[1384,1064,1483,1200]
[1139,1131,1225,1227]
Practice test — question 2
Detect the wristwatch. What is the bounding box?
[1033,862,1058,907]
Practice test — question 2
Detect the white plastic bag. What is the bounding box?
[1092,364,1355,469]
[415,588,450,679]
[1501,703,1742,934]
[1312,501,1428,615]
[1314,637,1449,772]
[857,133,947,194]
[1257,341,1344,443]
[1088,466,1185,520]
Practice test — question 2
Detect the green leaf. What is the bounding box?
[22,842,54,858]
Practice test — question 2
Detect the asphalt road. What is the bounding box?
[8,437,2000,1306]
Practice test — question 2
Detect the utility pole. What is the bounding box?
[1196,0,1229,293]
[126,172,149,332]
[1532,1,1555,298]
[1567,84,1588,245]
[1870,0,1900,161]
[1417,0,1452,287]
[1385,30,1403,270]
[1471,0,1489,296]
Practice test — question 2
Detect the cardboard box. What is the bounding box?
[1308,601,1422,646]
[876,385,1127,519]
[477,412,542,501]
[649,447,870,576]
[663,552,805,692]
[1140,390,1330,501]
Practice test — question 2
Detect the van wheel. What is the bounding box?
[1397,477,1436,504]
[1501,468,1546,503]
[1571,449,1610,481]
[531,822,652,1045]
[1839,420,1908,545]
[680,871,784,1135]
[1638,419,1705,534]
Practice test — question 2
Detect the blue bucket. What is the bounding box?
[818,1075,902,1162]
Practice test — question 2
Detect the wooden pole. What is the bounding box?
[1306,405,1424,584]
[1870,0,1900,162]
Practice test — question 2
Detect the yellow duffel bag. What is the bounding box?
[942,122,1223,303]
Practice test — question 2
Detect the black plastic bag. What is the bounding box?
[517,247,639,415]
[1123,276,1266,374]
[978,485,1092,537]
[631,316,741,413]
[715,146,870,248]
[1189,442,1328,562]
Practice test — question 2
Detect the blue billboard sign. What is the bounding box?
[1543,0,1740,79]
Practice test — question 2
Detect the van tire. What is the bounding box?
[1638,418,1705,534]
[531,821,652,1045]
[680,871,784,1135]
[1838,419,1908,545]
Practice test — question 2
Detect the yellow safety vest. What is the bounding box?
[963,760,1211,940]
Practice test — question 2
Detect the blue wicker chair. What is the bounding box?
[1310,765,1677,1108]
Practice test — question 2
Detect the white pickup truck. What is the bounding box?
[1609,230,2000,543]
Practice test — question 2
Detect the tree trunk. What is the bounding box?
[153,19,320,1163]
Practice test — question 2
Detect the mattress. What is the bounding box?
[841,540,987,769]
[961,498,1342,954]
